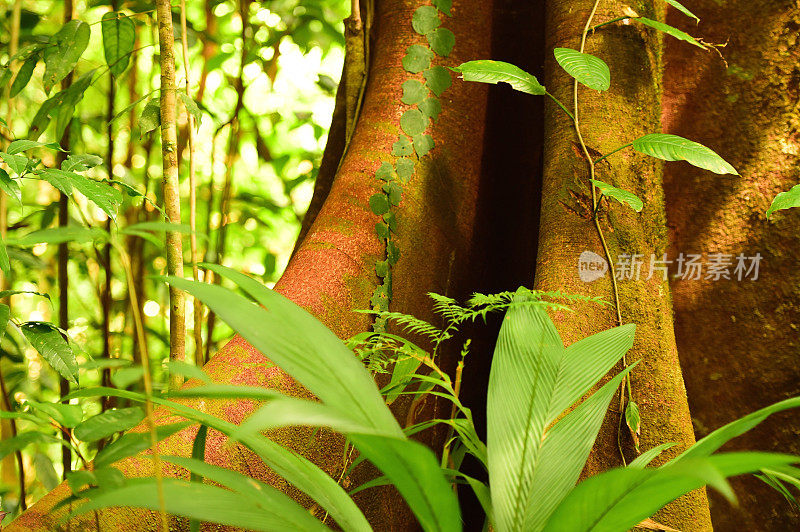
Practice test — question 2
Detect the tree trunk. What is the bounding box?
[534,1,712,529]
[663,1,800,529]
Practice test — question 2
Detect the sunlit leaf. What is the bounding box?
[9,55,37,97]
[21,321,78,384]
[74,407,145,442]
[636,17,705,49]
[554,48,610,91]
[27,400,83,428]
[632,133,738,175]
[94,421,193,469]
[662,0,700,21]
[0,169,21,204]
[138,98,161,138]
[591,179,644,212]
[766,184,800,219]
[101,12,136,77]
[454,60,546,95]
[43,20,91,93]
[0,432,60,460]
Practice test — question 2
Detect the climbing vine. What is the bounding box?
[369,0,455,333]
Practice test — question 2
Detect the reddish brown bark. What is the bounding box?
[663,1,800,529]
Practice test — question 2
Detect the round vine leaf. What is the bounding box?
[396,158,415,183]
[590,179,643,212]
[375,222,390,239]
[412,6,440,35]
[375,260,389,278]
[766,183,800,219]
[631,133,738,175]
[369,193,390,215]
[383,182,403,206]
[453,60,545,95]
[400,109,427,136]
[370,284,389,310]
[401,80,427,105]
[376,162,394,181]
[413,134,435,157]
[418,98,442,122]
[387,241,401,265]
[424,66,452,96]
[427,28,455,57]
[402,45,434,74]
[433,0,452,16]
[383,211,398,232]
[553,48,610,91]
[392,136,414,156]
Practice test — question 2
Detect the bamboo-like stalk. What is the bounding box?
[155,0,186,389]
[57,0,74,481]
[179,0,203,366]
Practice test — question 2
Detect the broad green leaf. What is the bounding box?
[395,158,415,182]
[350,434,461,532]
[543,453,800,532]
[62,153,103,172]
[27,400,83,428]
[74,407,145,442]
[636,17,705,49]
[401,80,427,105]
[43,20,91,93]
[94,421,192,469]
[66,386,371,532]
[400,109,427,136]
[591,179,644,212]
[7,140,61,154]
[402,45,434,74]
[392,136,414,156]
[662,0,700,21]
[29,92,62,139]
[629,442,678,469]
[34,452,60,490]
[163,457,331,531]
[625,401,642,451]
[9,55,37,97]
[675,396,800,462]
[12,226,108,246]
[21,322,78,384]
[101,12,135,77]
[524,364,638,531]
[418,97,442,122]
[0,431,60,460]
[138,98,161,138]
[369,193,390,215]
[55,69,96,139]
[433,0,452,16]
[632,133,738,175]
[454,60,546,95]
[412,5,440,35]
[71,174,123,220]
[171,267,401,435]
[766,184,800,219]
[553,48,610,91]
[111,367,144,389]
[428,28,455,57]
[0,169,22,204]
[424,66,452,96]
[39,168,74,194]
[67,467,125,493]
[487,289,564,531]
[68,479,327,532]
[178,91,202,129]
[0,152,30,176]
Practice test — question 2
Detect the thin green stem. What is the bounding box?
[593,142,633,166]
[546,91,575,122]
[589,16,632,33]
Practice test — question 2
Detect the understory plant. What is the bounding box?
[42,264,800,531]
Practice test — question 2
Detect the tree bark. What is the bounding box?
[534,1,712,529]
[663,1,800,529]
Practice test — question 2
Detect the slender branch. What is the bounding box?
[156,0,187,391]
[179,0,203,366]
[593,142,633,166]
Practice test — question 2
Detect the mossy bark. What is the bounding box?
[7,0,493,529]
[663,1,800,529]
[535,1,712,529]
